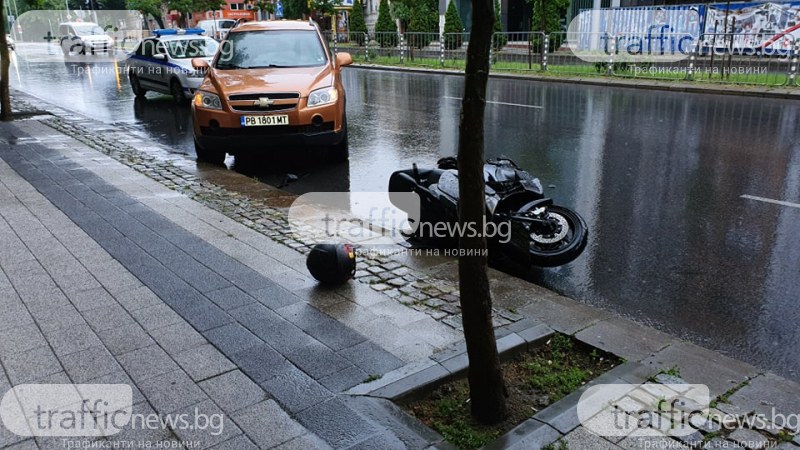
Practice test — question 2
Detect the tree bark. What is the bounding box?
[457,0,507,424]
[0,0,12,122]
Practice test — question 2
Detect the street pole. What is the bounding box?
[788,40,799,87]
[720,0,731,77]
[542,33,548,71]
[10,0,17,40]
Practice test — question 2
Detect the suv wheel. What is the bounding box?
[129,73,147,98]
[171,79,186,104]
[327,116,349,162]
[195,140,226,165]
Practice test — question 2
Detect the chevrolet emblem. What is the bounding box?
[255,97,274,107]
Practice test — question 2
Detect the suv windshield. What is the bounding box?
[216,30,327,69]
[73,24,105,36]
[166,38,219,58]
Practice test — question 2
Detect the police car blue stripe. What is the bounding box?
[128,54,193,74]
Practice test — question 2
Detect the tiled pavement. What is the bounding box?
[0,123,435,448]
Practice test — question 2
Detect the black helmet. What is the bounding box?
[306,243,356,285]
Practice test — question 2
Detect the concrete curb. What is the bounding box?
[346,318,655,449]
[351,63,800,101]
[346,319,554,400]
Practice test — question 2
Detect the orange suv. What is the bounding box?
[191,20,352,164]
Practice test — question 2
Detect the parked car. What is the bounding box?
[59,22,115,56]
[190,20,353,164]
[196,19,236,41]
[126,29,219,103]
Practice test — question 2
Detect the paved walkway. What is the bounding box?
[0,120,448,448]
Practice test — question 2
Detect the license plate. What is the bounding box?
[240,115,289,127]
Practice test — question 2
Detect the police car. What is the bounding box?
[126,29,219,103]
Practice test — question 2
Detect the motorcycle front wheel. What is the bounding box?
[523,204,588,267]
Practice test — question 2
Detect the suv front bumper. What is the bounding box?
[196,123,344,151]
[193,101,345,152]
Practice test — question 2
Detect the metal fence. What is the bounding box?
[324,30,800,87]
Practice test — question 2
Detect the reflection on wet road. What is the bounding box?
[11,47,800,379]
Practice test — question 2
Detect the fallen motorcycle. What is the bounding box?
[388,157,588,267]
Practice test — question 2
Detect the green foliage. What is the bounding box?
[526,362,587,401]
[662,365,681,377]
[528,0,568,53]
[530,0,569,33]
[403,0,437,49]
[125,0,166,28]
[167,0,222,27]
[776,431,795,443]
[390,2,410,23]
[543,440,569,450]
[282,0,309,19]
[310,0,340,17]
[349,0,367,33]
[168,0,195,15]
[374,0,396,47]
[407,6,435,33]
[362,374,382,383]
[254,0,276,15]
[432,398,501,449]
[391,0,439,33]
[525,335,590,402]
[99,0,127,9]
[594,61,630,73]
[494,0,504,33]
[492,0,506,50]
[443,0,463,50]
[309,0,340,31]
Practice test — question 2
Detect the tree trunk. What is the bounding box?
[0,0,11,122]
[540,0,546,33]
[457,0,506,425]
[155,16,166,30]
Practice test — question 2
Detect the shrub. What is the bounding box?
[406,0,438,49]
[493,0,507,50]
[349,0,368,45]
[443,0,464,50]
[375,0,397,47]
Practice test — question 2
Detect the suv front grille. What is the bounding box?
[228,92,301,113]
[228,92,300,101]
[231,104,296,113]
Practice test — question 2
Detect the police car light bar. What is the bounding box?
[153,28,205,37]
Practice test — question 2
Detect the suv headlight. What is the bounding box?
[307,87,338,108]
[194,91,222,110]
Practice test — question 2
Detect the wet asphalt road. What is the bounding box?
[10,44,800,379]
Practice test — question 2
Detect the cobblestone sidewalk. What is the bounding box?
[16,96,522,332]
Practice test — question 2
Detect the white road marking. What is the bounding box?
[443,96,543,109]
[741,194,800,209]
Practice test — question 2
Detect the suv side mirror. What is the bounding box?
[335,52,353,67]
[192,58,209,70]
[153,53,166,61]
